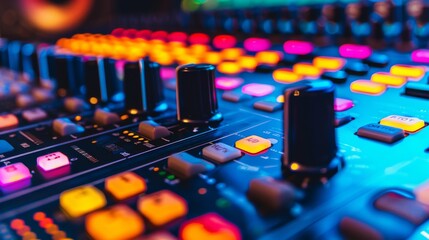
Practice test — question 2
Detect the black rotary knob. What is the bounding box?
[176,64,222,125]
[282,80,344,179]
[123,59,167,114]
[82,57,108,105]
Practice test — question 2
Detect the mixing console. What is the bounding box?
[2,2,429,239]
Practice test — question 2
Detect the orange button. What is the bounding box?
[86,205,144,240]
[60,185,106,218]
[237,56,258,71]
[273,68,302,83]
[221,48,245,61]
[292,63,322,78]
[350,80,386,95]
[105,172,147,200]
[390,64,425,80]
[255,51,283,65]
[203,51,222,65]
[217,62,242,75]
[235,135,271,154]
[137,190,188,226]
[0,114,19,131]
[371,72,407,87]
[313,56,345,71]
[180,213,241,240]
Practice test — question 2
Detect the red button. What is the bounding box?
[180,213,241,240]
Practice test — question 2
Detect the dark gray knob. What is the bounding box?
[283,80,344,178]
[176,64,222,125]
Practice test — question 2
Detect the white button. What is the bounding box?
[202,143,241,163]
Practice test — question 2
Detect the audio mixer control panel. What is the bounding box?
[1,27,429,240]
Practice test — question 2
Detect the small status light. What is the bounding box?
[290,163,299,171]
[123,130,129,134]
[213,35,237,49]
[89,97,98,105]
[129,109,139,115]
[189,33,210,45]
[339,44,372,59]
[74,115,82,121]
[244,37,271,52]
[283,40,313,55]
[215,77,244,90]
[120,115,129,120]
[276,95,284,103]
[153,167,159,172]
[371,72,406,87]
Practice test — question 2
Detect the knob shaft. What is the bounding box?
[283,80,344,178]
[176,64,222,124]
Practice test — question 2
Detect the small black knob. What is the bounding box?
[82,57,108,105]
[176,63,222,125]
[54,55,82,97]
[123,59,167,114]
[282,80,344,179]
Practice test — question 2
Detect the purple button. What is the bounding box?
[412,49,429,64]
[334,98,354,112]
[242,83,275,97]
[215,77,244,90]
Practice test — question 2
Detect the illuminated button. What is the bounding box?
[93,108,120,126]
[217,62,242,75]
[273,68,302,83]
[168,152,215,178]
[241,83,275,97]
[202,143,242,164]
[180,213,241,240]
[0,163,31,187]
[313,56,345,71]
[411,49,429,64]
[283,40,313,55]
[141,232,177,240]
[334,98,354,112]
[243,38,271,52]
[160,67,176,80]
[237,56,258,71]
[235,135,271,154]
[52,118,85,137]
[189,33,210,45]
[151,30,168,41]
[105,172,146,200]
[292,63,322,78]
[168,32,188,42]
[371,72,407,87]
[339,44,372,59]
[0,140,14,154]
[60,185,106,218]
[86,205,144,240]
[255,51,283,65]
[0,114,18,131]
[220,48,245,61]
[189,44,210,55]
[203,51,222,65]
[213,35,236,49]
[37,152,70,172]
[390,64,425,80]
[138,120,170,140]
[380,115,425,132]
[22,108,48,122]
[215,77,243,90]
[138,190,188,226]
[350,80,386,95]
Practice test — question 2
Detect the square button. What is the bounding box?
[60,185,106,218]
[138,190,188,226]
[0,140,14,154]
[202,143,241,164]
[235,135,271,154]
[0,114,18,131]
[22,108,48,122]
[105,172,147,200]
[0,163,32,187]
[37,152,70,172]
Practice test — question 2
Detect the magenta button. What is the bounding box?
[213,35,237,49]
[283,40,313,55]
[0,163,31,190]
[334,98,354,112]
[242,83,275,97]
[244,38,271,52]
[160,67,176,80]
[412,49,429,63]
[216,77,244,90]
[37,152,70,172]
[339,44,372,59]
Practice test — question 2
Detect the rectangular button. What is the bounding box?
[0,163,32,189]
[105,172,147,200]
[357,124,405,143]
[202,143,242,164]
[22,108,48,122]
[350,80,386,95]
[53,118,85,136]
[0,114,18,131]
[168,152,215,179]
[380,115,425,132]
[390,64,425,80]
[253,101,282,112]
[0,140,14,154]
[235,135,271,154]
[371,72,406,87]
[405,82,429,99]
[313,56,345,71]
[37,152,70,172]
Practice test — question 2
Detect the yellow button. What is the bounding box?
[371,72,407,87]
[390,64,425,79]
[0,114,19,131]
[350,80,386,95]
[189,44,210,56]
[235,135,271,154]
[137,190,188,226]
[203,51,222,65]
[293,63,322,78]
[237,55,258,71]
[60,185,106,218]
[105,172,147,200]
[86,205,144,240]
[255,51,282,65]
[273,68,302,83]
[380,115,425,132]
[313,56,345,71]
[217,62,242,75]
[221,48,245,61]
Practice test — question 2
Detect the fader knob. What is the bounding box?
[123,59,167,114]
[282,80,344,179]
[176,64,222,125]
[54,55,81,97]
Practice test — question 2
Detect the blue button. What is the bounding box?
[0,140,14,154]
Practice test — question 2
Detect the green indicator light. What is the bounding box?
[159,171,166,176]
[216,198,230,208]
[167,175,175,180]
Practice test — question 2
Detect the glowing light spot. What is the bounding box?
[213,35,237,49]
[189,33,210,45]
[339,44,372,59]
[215,77,244,90]
[283,40,313,55]
[89,97,98,105]
[244,38,271,52]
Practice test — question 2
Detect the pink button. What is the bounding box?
[244,38,271,52]
[334,98,354,112]
[160,67,176,80]
[150,31,169,41]
[168,32,188,42]
[339,44,372,59]
[188,33,210,45]
[283,40,313,55]
[0,163,31,187]
[215,77,244,90]
[412,49,429,63]
[37,152,70,172]
[242,83,275,97]
[213,35,237,49]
